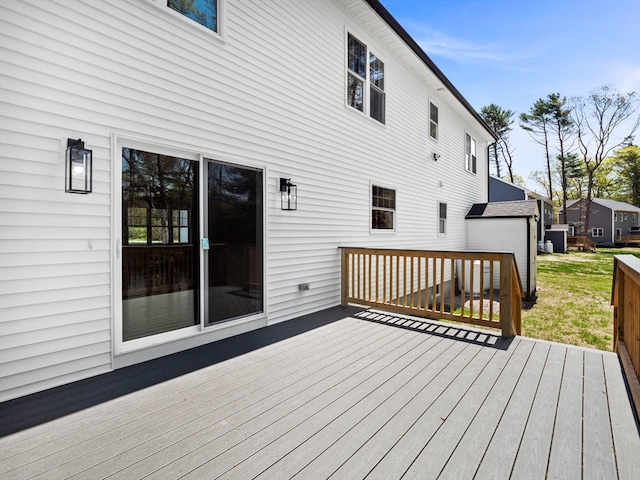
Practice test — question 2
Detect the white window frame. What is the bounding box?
[371,184,396,232]
[429,101,439,140]
[346,32,386,124]
[624,213,628,221]
[152,0,225,38]
[465,132,477,174]
[633,213,636,222]
[438,201,447,235]
[592,227,603,237]
[616,228,622,239]
[614,212,618,222]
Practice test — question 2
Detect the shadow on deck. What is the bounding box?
[1,306,639,479]
[0,306,363,437]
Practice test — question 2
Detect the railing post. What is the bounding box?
[500,253,514,337]
[340,248,349,307]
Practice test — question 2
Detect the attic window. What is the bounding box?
[429,102,439,140]
[347,33,385,124]
[167,0,218,32]
[465,133,477,174]
[438,202,447,235]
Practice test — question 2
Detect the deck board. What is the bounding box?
[1,307,638,480]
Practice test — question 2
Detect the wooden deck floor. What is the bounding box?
[1,307,639,479]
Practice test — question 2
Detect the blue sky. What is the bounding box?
[379,0,640,192]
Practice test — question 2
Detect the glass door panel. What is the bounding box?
[121,148,199,341]
[207,161,263,323]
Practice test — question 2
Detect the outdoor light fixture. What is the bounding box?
[65,138,92,193]
[280,177,297,211]
[433,152,441,161]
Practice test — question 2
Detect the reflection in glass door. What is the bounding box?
[207,161,263,323]
[121,148,199,341]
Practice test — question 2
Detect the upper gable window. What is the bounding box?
[347,33,385,124]
[167,0,218,32]
[465,132,477,174]
[429,102,439,140]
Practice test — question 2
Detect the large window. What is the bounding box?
[166,0,218,32]
[429,102,439,140]
[372,185,395,230]
[438,202,447,235]
[347,33,385,124]
[465,132,477,173]
[592,227,603,237]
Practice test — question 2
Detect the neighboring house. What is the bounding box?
[0,0,497,401]
[561,198,640,245]
[488,175,553,243]
[465,200,538,300]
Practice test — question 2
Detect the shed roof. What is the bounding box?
[466,200,539,219]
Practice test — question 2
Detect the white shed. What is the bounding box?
[465,201,538,300]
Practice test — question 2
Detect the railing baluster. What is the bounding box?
[339,247,521,337]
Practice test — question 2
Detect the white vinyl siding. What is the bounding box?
[0,0,493,400]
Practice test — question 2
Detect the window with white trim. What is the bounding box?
[166,0,218,32]
[592,227,603,237]
[347,33,385,124]
[438,202,447,235]
[624,213,628,221]
[372,185,395,230]
[465,133,477,173]
[614,212,618,222]
[429,102,439,140]
[633,213,636,222]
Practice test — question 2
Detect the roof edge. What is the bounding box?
[364,0,498,141]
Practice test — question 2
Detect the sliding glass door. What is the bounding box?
[121,148,200,341]
[206,161,263,323]
[120,147,263,345]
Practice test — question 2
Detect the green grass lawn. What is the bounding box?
[522,247,640,351]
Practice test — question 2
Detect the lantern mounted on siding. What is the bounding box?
[65,138,92,194]
[280,178,297,211]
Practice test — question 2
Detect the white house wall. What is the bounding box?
[0,0,493,401]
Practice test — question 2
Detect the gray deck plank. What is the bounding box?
[1,309,638,480]
[602,353,640,480]
[399,337,519,479]
[210,332,447,479]
[312,340,476,479]
[546,347,584,480]
[427,337,534,479]
[582,350,618,480]
[326,340,491,479]
[12,318,394,479]
[250,335,458,480]
[363,343,502,479]
[510,344,566,479]
[1,318,367,466]
[473,339,551,479]
[3,318,371,476]
[96,321,418,479]
[173,330,432,479]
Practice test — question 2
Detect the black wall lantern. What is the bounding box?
[280,178,297,211]
[65,138,92,194]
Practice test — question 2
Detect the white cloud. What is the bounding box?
[406,24,535,66]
